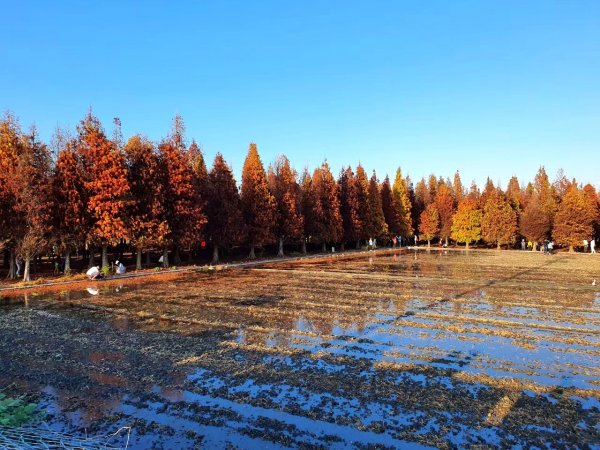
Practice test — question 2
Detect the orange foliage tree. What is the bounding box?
[241,143,276,259]
[419,204,439,247]
[124,135,169,269]
[392,168,413,237]
[206,154,245,263]
[0,113,22,278]
[451,197,482,249]
[158,139,206,266]
[481,191,517,249]
[435,182,455,245]
[76,113,130,268]
[52,141,87,272]
[268,155,303,257]
[553,182,596,252]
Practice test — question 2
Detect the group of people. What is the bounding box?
[86,260,126,280]
[583,239,596,253]
[520,238,596,253]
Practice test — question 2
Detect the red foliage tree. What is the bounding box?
[338,166,361,248]
[240,143,276,259]
[124,135,169,269]
[158,138,206,266]
[519,198,550,250]
[481,191,517,249]
[52,141,87,272]
[553,182,596,252]
[419,204,439,247]
[11,129,53,281]
[354,164,370,246]
[0,113,22,278]
[267,155,303,256]
[76,113,130,267]
[300,168,318,254]
[366,171,388,240]
[312,161,343,251]
[206,154,245,263]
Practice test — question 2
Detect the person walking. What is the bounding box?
[591,238,596,254]
[521,238,526,250]
[584,239,589,252]
[15,256,23,278]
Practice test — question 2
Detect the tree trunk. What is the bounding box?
[532,242,538,252]
[321,242,326,252]
[64,249,71,273]
[497,242,501,250]
[212,245,219,264]
[7,248,15,279]
[277,237,284,257]
[146,250,151,266]
[301,240,307,255]
[88,248,96,269]
[136,248,142,270]
[341,242,345,251]
[174,247,182,265]
[445,237,448,247]
[162,248,169,267]
[188,250,193,263]
[356,239,361,249]
[101,243,109,268]
[569,245,574,253]
[23,256,31,282]
[3,249,8,269]
[465,242,470,249]
[248,245,256,259]
[427,240,431,248]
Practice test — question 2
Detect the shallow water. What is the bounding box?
[0,250,598,448]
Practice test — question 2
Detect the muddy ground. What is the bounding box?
[0,249,598,449]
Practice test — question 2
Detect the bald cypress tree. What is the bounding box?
[553,182,595,252]
[366,171,387,240]
[267,155,303,257]
[354,164,370,247]
[76,112,130,268]
[241,143,276,259]
[338,166,361,249]
[392,168,413,237]
[312,161,343,251]
[419,204,439,247]
[207,154,244,263]
[380,175,400,235]
[451,197,482,249]
[481,190,517,249]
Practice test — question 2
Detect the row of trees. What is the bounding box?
[1,112,599,281]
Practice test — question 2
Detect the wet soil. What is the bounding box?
[0,249,598,448]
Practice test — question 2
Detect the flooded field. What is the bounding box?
[1,249,599,449]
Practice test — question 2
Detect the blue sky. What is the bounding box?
[1,1,599,189]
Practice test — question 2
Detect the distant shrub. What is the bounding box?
[101,265,111,277]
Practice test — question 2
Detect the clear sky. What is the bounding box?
[1,1,599,189]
